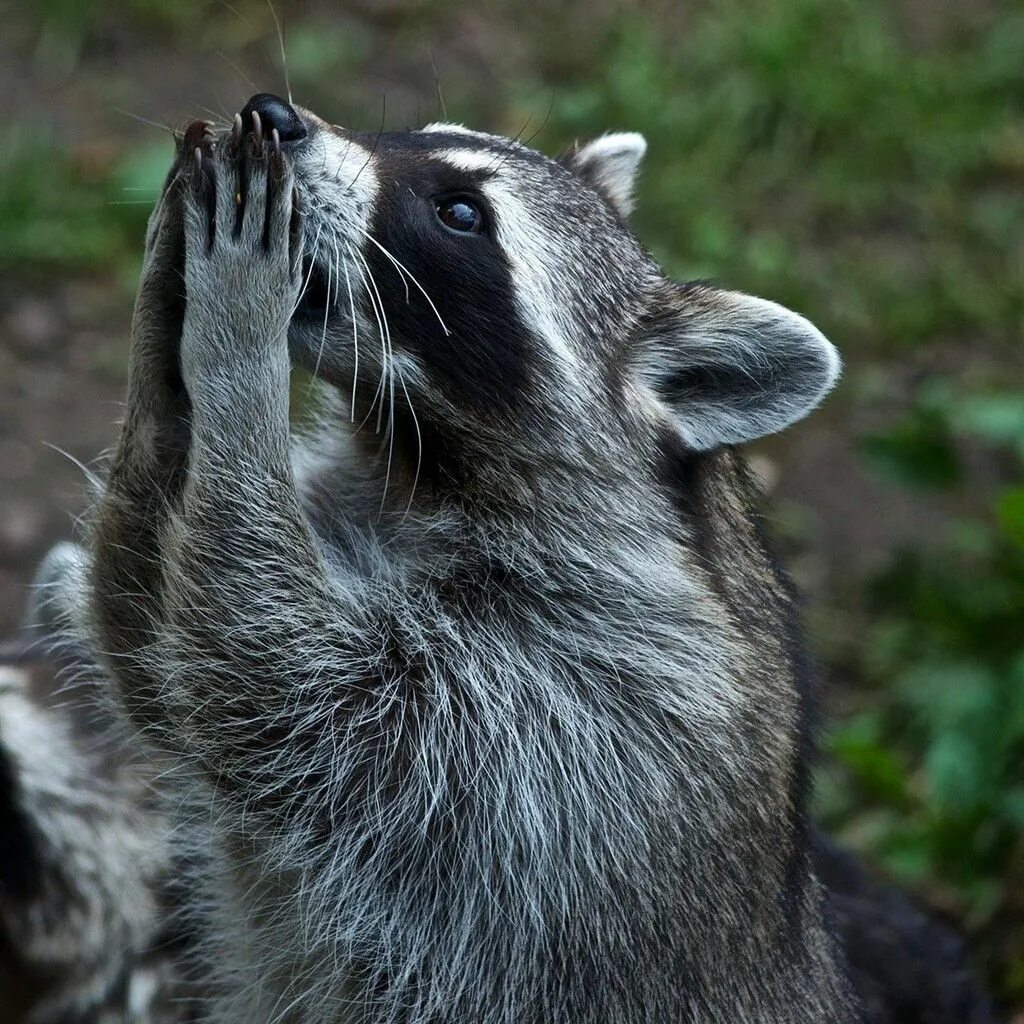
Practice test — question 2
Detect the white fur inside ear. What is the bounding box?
[643,287,842,450]
[569,132,647,218]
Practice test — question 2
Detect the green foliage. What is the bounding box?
[821,389,1024,997]
[0,131,108,271]
[0,128,169,277]
[526,0,1024,355]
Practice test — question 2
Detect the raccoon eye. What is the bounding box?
[436,197,483,234]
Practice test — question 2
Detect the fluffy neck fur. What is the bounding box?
[178,400,854,1023]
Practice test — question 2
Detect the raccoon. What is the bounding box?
[0,546,179,1024]
[74,93,857,1022]
[4,93,995,1023]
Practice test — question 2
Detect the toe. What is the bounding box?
[215,132,243,244]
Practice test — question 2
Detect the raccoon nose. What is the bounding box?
[240,93,307,144]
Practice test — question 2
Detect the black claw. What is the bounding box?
[289,188,302,275]
[232,150,247,240]
[290,187,302,241]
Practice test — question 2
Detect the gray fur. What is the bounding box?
[26,109,857,1022]
[0,553,177,1024]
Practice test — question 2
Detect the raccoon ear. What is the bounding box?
[639,283,841,449]
[562,132,647,218]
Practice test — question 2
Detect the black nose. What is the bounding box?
[239,93,307,143]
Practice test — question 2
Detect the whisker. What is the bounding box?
[383,353,397,516]
[429,51,448,121]
[517,94,556,152]
[216,50,259,95]
[286,224,323,323]
[489,95,555,176]
[113,109,178,136]
[310,241,334,383]
[396,366,422,519]
[341,255,360,422]
[487,112,533,173]
[370,237,409,303]
[348,93,386,192]
[265,0,293,105]
[348,245,389,435]
[197,103,233,127]
[355,248,394,437]
[353,248,399,514]
[214,0,257,31]
[362,232,450,337]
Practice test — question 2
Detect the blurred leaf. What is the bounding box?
[827,714,909,807]
[999,790,1024,829]
[924,732,987,815]
[997,488,1024,548]
[285,19,371,84]
[878,829,935,886]
[859,419,962,490]
[955,396,1024,446]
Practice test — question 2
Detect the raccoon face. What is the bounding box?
[282,100,839,488]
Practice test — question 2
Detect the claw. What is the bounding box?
[289,186,302,269]
[230,112,243,152]
[270,127,285,179]
[182,118,211,157]
[251,110,264,149]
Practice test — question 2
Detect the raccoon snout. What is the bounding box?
[239,93,308,145]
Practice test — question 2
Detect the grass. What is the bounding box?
[0,128,170,279]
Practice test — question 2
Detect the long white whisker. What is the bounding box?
[341,257,360,422]
[363,233,410,304]
[266,0,292,105]
[362,232,451,337]
[355,249,398,510]
[311,241,333,382]
[396,367,422,519]
[356,249,393,437]
[348,245,389,434]
[288,223,323,321]
[383,350,396,516]
[384,335,397,517]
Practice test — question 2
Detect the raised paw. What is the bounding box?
[181,113,303,334]
[175,112,303,437]
[112,124,204,479]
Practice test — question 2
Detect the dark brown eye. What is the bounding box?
[436,198,483,234]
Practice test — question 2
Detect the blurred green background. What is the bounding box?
[1,0,1022,1011]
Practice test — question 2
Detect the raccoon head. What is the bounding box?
[263,94,840,499]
